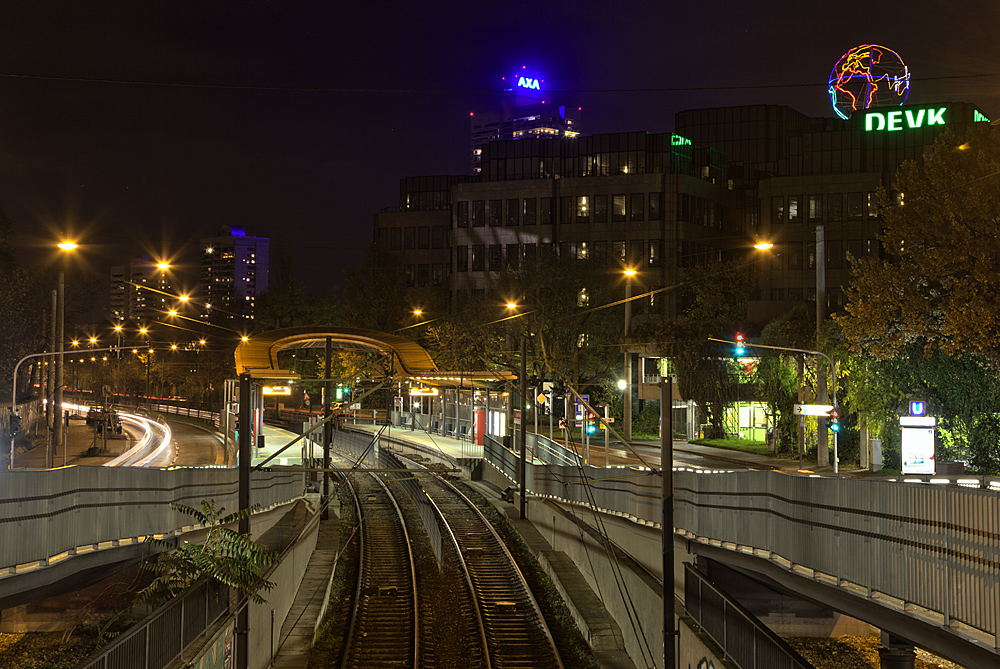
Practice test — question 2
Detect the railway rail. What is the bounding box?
[340,468,419,669]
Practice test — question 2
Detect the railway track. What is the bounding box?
[423,473,565,669]
[331,435,565,669]
[340,470,419,669]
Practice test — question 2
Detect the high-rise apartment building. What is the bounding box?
[110,254,172,323]
[199,226,269,322]
[470,71,581,174]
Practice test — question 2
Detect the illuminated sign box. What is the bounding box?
[865,106,946,132]
[262,386,291,395]
[409,387,439,396]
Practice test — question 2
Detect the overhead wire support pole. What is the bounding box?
[707,336,840,473]
[519,337,527,519]
[661,377,675,669]
[236,371,251,669]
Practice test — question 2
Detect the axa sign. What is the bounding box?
[864,106,946,132]
[517,76,541,91]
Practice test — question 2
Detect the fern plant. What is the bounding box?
[138,500,278,607]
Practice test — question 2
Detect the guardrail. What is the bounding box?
[684,563,812,669]
[76,578,229,669]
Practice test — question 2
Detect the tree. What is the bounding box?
[636,260,759,438]
[139,500,277,607]
[840,125,1000,359]
[758,305,815,455]
[342,244,412,333]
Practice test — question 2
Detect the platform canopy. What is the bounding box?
[234,326,438,379]
[233,326,515,386]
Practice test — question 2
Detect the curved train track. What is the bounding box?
[423,473,564,669]
[334,442,564,669]
[340,470,419,669]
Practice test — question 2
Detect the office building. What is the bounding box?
[470,72,581,174]
[674,101,992,322]
[199,226,269,322]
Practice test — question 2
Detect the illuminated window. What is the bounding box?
[867,192,879,218]
[612,195,626,222]
[576,196,589,223]
[471,245,485,271]
[808,195,823,222]
[788,196,800,222]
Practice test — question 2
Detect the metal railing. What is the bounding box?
[684,563,813,669]
[76,578,229,669]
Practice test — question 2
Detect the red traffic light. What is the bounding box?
[829,408,839,419]
[736,333,745,342]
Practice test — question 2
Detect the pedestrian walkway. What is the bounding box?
[10,416,124,469]
[272,502,340,669]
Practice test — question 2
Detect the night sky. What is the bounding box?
[3,1,999,294]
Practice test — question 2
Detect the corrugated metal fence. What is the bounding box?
[487,441,1000,652]
[0,466,302,574]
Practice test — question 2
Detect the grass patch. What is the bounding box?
[689,437,771,455]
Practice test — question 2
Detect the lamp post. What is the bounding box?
[52,240,78,466]
[505,301,517,443]
[623,268,636,442]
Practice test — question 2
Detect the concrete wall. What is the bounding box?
[524,496,695,669]
[678,618,734,669]
[248,514,319,669]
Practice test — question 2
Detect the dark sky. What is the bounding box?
[3,0,999,294]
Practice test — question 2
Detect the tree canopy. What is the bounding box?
[840,125,1000,358]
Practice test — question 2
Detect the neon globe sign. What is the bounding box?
[828,44,910,120]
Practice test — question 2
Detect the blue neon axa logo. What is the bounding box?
[518,76,541,91]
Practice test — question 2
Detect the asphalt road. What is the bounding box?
[153,420,228,467]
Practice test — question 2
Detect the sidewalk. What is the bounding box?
[9,417,125,469]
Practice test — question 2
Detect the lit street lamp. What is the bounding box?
[623,268,636,442]
[52,239,78,468]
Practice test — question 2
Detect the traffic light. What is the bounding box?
[586,412,598,434]
[829,407,840,433]
[9,414,20,437]
[735,333,746,356]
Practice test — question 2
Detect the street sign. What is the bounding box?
[794,404,835,416]
[513,409,522,426]
[536,392,547,405]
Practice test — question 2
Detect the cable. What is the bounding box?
[2,69,999,93]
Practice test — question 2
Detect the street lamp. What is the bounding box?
[623,268,637,442]
[52,239,78,467]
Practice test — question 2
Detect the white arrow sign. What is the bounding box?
[794,404,835,416]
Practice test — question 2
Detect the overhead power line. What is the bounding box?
[1,70,999,93]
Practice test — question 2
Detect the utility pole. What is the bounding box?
[816,224,828,467]
[661,376,675,669]
[519,338,527,519]
[237,372,251,669]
